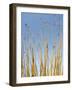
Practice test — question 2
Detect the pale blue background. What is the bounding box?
[21,12,63,75]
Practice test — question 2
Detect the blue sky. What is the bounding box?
[21,12,63,75]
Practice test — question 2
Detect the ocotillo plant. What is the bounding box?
[26,49,30,77]
[31,48,36,76]
[39,48,43,76]
[43,41,48,76]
